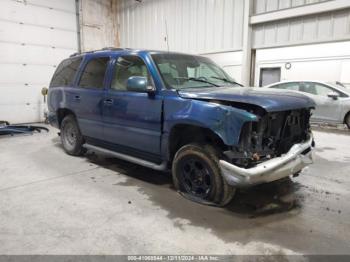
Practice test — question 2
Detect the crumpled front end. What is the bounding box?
[220,134,314,187]
[219,108,315,187]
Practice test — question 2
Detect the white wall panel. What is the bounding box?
[117,0,245,54]
[0,85,45,125]
[0,43,74,66]
[0,21,77,49]
[340,60,350,83]
[254,41,350,86]
[0,1,77,30]
[24,0,77,12]
[252,8,350,48]
[0,64,56,85]
[0,0,78,123]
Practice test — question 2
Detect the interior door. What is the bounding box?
[102,55,163,161]
[300,82,342,123]
[73,56,109,139]
[259,67,281,87]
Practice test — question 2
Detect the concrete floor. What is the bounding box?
[0,126,349,255]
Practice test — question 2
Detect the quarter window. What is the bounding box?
[50,58,82,88]
[111,56,151,91]
[78,57,109,89]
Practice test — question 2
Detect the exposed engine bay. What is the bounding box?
[218,102,313,168]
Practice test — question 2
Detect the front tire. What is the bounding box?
[172,143,236,206]
[60,115,85,156]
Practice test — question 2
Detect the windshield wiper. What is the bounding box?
[174,77,220,87]
[210,76,243,87]
[189,77,220,87]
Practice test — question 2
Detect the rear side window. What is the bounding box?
[78,57,109,89]
[50,58,82,88]
[273,82,299,91]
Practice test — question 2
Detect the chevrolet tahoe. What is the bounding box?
[48,48,315,206]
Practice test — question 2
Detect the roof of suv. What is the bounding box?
[69,47,189,58]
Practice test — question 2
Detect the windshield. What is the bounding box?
[151,53,240,90]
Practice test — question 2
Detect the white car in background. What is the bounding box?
[265,81,350,129]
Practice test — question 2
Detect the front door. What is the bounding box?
[102,55,163,162]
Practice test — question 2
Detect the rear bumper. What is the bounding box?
[219,135,314,187]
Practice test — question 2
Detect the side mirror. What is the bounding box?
[327,91,339,100]
[126,76,155,94]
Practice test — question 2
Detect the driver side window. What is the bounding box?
[111,56,150,91]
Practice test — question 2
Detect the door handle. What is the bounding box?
[103,98,114,105]
[73,95,81,101]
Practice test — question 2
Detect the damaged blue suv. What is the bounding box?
[48,48,315,206]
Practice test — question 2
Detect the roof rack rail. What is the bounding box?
[69,47,129,57]
[101,47,125,51]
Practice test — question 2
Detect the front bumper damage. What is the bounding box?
[219,136,314,187]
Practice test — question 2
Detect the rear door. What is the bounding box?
[102,55,163,161]
[72,56,110,139]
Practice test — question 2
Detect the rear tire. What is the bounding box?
[172,143,236,206]
[60,115,85,156]
[345,113,350,129]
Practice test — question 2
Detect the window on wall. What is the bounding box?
[50,58,82,88]
[78,57,109,89]
[111,56,151,91]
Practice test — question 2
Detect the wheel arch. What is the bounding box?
[344,110,350,128]
[56,108,77,128]
[167,123,227,162]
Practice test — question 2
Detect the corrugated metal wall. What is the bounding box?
[117,0,350,52]
[117,0,245,54]
[253,0,330,15]
[252,8,350,48]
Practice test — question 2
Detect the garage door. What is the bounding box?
[0,0,78,124]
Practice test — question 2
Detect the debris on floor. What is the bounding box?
[0,121,49,136]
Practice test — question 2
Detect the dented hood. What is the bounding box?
[178,87,315,112]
